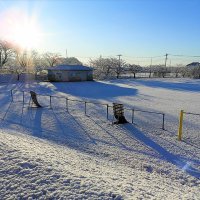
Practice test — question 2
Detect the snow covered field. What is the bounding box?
[0,78,200,199]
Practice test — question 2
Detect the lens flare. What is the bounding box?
[181,161,191,171]
[0,7,43,50]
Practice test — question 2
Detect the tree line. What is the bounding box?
[0,40,82,78]
[90,56,200,79]
[1,39,200,79]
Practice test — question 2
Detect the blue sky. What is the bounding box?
[0,0,200,65]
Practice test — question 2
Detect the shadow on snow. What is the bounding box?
[109,79,200,93]
[51,81,138,99]
[1,101,200,179]
[124,124,200,179]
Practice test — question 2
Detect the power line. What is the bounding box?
[169,54,200,58]
[123,55,164,59]
[66,53,199,67]
[62,53,200,59]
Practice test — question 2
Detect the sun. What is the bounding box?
[12,22,41,50]
[0,7,43,50]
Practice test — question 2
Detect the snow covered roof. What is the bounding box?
[48,65,93,71]
[186,62,200,69]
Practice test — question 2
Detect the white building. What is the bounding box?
[47,65,93,82]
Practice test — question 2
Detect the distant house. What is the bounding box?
[186,62,200,69]
[47,65,93,82]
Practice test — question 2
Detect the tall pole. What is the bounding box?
[66,49,68,58]
[116,54,122,79]
[149,57,152,78]
[164,53,168,67]
[117,54,122,66]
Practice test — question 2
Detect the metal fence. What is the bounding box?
[0,73,48,83]
[184,112,200,116]
[10,89,165,130]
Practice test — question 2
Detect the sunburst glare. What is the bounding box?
[0,7,43,50]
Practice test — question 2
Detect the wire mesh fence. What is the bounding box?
[85,102,108,120]
[11,90,24,103]
[122,107,165,130]
[182,111,200,144]
[10,89,165,130]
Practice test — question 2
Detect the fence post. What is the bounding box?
[178,110,184,141]
[11,90,13,102]
[162,114,165,130]
[66,98,68,112]
[106,104,109,120]
[132,109,134,123]
[50,96,52,109]
[85,102,87,115]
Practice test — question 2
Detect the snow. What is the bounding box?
[47,65,92,71]
[0,78,200,199]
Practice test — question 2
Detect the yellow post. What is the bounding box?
[178,110,184,141]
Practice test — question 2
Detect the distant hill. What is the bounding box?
[186,62,200,69]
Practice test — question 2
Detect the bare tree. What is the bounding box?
[90,56,115,79]
[169,64,184,78]
[13,49,37,80]
[191,66,200,79]
[27,50,46,75]
[16,50,32,68]
[112,57,126,79]
[0,40,15,68]
[128,64,142,78]
[90,56,126,79]
[174,67,180,78]
[153,65,170,78]
[42,52,61,67]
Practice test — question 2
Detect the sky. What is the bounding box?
[0,0,200,65]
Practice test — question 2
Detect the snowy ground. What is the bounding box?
[0,78,200,199]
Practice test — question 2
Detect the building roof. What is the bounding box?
[48,65,93,71]
[186,62,200,68]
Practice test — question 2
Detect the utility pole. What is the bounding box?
[116,54,122,79]
[149,57,152,78]
[100,54,102,69]
[164,53,168,67]
[117,54,122,66]
[66,49,68,58]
